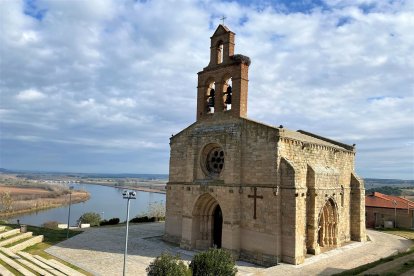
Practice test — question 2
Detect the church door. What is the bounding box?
[317,199,338,248]
[213,205,223,248]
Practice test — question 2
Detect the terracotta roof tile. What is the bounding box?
[366,192,414,210]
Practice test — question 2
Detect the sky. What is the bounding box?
[0,0,413,179]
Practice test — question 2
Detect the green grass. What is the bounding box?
[0,258,19,275]
[333,248,414,276]
[378,228,414,242]
[334,229,414,276]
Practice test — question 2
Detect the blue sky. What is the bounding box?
[0,0,413,179]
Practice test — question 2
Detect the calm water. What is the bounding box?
[9,183,166,226]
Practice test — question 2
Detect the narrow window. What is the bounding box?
[217,42,223,64]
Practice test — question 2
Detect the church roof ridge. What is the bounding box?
[211,24,233,37]
[239,117,354,151]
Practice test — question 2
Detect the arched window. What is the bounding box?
[217,41,223,64]
[223,77,232,111]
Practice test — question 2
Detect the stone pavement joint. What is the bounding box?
[46,222,413,276]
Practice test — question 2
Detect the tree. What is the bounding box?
[190,248,237,276]
[146,253,190,276]
[148,201,166,219]
[0,191,13,213]
[77,212,101,226]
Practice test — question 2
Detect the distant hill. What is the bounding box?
[364,178,414,188]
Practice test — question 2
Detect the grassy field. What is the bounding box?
[334,228,414,276]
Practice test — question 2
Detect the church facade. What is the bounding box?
[164,25,366,266]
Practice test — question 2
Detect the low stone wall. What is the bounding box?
[9,235,43,252]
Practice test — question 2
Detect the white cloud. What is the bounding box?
[16,89,46,101]
[0,0,413,178]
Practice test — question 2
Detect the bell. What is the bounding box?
[224,85,232,104]
[209,88,215,97]
[225,94,232,104]
[208,97,215,107]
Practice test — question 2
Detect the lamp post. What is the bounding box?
[393,200,397,228]
[122,190,136,276]
[66,186,74,239]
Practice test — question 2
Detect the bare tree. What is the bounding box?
[1,191,14,213]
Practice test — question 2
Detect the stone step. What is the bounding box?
[18,251,66,276]
[0,263,14,276]
[17,258,53,276]
[0,229,20,239]
[0,226,6,232]
[0,248,36,276]
[0,232,33,247]
[34,255,85,276]
[0,247,53,276]
[9,235,43,252]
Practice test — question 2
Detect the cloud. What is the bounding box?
[16,89,46,101]
[0,0,413,178]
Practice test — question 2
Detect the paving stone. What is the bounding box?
[46,222,413,276]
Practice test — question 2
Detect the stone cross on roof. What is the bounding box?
[221,15,227,25]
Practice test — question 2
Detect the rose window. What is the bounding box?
[206,148,224,175]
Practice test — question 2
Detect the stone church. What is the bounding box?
[164,25,366,266]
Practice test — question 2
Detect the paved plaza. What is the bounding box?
[46,222,412,276]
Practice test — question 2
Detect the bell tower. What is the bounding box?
[196,25,251,121]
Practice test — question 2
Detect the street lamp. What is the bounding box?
[122,190,136,276]
[393,200,397,228]
[66,186,74,239]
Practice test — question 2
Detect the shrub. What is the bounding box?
[190,248,237,276]
[42,221,59,229]
[146,252,190,276]
[77,212,101,226]
[100,218,120,226]
[130,216,156,223]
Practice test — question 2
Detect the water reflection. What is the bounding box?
[10,183,166,226]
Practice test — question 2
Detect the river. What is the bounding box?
[9,183,166,227]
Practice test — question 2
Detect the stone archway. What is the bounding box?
[191,193,222,250]
[317,198,338,248]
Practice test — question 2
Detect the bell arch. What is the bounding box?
[317,198,339,248]
[222,75,232,111]
[205,80,216,114]
[191,193,223,249]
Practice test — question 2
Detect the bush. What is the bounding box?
[130,216,156,223]
[146,252,190,276]
[100,218,120,226]
[77,212,101,226]
[190,248,237,276]
[42,221,59,229]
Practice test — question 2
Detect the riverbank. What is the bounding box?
[81,181,166,194]
[0,186,90,219]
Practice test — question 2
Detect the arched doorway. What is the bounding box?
[191,193,223,249]
[213,205,223,248]
[317,198,338,248]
